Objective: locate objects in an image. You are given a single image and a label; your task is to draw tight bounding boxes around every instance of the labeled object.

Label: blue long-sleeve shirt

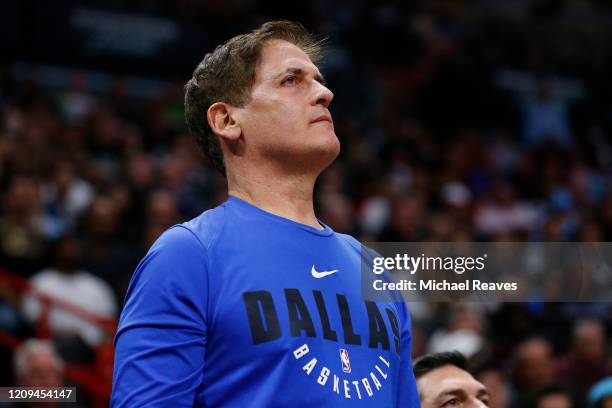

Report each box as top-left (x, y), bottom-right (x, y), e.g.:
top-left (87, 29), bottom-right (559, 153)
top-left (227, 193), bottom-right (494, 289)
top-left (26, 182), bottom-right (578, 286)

top-left (112, 196), bottom-right (420, 407)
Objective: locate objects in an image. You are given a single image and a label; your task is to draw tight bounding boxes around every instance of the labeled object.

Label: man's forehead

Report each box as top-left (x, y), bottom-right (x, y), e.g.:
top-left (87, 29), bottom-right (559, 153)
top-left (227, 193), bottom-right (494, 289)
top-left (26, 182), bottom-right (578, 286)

top-left (257, 40), bottom-right (320, 78)
top-left (418, 365), bottom-right (487, 397)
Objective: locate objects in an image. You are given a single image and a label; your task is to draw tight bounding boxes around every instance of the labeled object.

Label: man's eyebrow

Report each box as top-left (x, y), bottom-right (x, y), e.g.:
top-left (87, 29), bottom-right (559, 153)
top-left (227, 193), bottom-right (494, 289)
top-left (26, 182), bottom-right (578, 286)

top-left (436, 389), bottom-right (466, 399)
top-left (476, 388), bottom-right (490, 398)
top-left (275, 67), bottom-right (327, 85)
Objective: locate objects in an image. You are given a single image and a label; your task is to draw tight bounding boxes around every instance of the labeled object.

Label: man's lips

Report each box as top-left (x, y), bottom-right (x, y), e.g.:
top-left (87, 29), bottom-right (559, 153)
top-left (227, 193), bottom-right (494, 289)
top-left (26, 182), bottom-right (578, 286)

top-left (311, 114), bottom-right (333, 124)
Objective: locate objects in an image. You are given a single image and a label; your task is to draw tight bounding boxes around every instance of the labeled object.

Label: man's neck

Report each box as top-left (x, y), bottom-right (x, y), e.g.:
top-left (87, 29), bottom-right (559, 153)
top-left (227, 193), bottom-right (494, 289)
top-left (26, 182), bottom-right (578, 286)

top-left (227, 165), bottom-right (323, 230)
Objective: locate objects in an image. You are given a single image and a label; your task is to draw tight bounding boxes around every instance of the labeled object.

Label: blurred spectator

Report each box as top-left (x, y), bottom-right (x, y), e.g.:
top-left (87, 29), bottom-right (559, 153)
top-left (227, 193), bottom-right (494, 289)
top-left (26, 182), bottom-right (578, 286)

top-left (512, 337), bottom-right (557, 397)
top-left (14, 339), bottom-right (63, 387)
top-left (521, 80), bottom-right (575, 149)
top-left (496, 72), bottom-right (583, 150)
top-left (557, 319), bottom-right (612, 399)
top-left (318, 192), bottom-right (356, 234)
top-left (121, 153), bottom-right (157, 244)
top-left (81, 196), bottom-right (135, 296)
top-left (11, 339), bottom-right (70, 408)
top-left (359, 195), bottom-right (392, 238)
top-left (474, 180), bottom-right (538, 237)
top-left (41, 159), bottom-right (94, 240)
top-left (143, 190), bottom-right (180, 247)
top-left (427, 305), bottom-right (485, 359)
top-left (0, 175), bottom-right (46, 276)
top-left (379, 194), bottom-right (427, 241)
top-left (59, 75), bottom-right (95, 126)
top-left (21, 235), bottom-right (117, 359)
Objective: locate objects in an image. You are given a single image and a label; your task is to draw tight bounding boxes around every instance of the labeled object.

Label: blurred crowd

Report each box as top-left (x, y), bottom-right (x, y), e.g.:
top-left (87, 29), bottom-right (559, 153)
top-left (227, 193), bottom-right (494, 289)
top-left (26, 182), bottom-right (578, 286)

top-left (1, 0), bottom-right (611, 406)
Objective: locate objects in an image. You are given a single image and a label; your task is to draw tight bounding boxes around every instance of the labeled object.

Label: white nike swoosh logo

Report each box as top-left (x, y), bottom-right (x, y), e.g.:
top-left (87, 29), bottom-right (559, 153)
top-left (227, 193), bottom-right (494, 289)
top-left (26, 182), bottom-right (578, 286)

top-left (311, 265), bottom-right (339, 279)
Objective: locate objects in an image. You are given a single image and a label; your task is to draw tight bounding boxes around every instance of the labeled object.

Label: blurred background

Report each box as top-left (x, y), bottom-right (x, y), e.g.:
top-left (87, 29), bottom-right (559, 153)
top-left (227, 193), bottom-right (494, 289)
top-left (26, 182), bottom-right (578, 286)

top-left (1, 0), bottom-right (612, 406)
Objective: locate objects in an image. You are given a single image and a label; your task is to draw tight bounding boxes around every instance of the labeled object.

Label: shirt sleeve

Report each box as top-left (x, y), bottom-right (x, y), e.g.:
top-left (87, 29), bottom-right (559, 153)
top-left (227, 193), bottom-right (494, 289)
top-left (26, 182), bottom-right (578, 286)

top-left (397, 303), bottom-right (421, 408)
top-left (112, 226), bottom-right (209, 408)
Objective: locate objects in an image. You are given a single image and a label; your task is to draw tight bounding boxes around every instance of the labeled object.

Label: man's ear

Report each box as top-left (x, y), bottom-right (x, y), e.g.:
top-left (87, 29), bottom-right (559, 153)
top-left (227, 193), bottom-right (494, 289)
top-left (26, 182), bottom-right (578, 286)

top-left (207, 102), bottom-right (241, 141)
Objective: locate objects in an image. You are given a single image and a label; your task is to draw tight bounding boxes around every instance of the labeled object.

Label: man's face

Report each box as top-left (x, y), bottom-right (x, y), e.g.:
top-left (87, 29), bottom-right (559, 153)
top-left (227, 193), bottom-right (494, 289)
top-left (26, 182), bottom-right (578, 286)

top-left (19, 353), bottom-right (63, 388)
top-left (418, 365), bottom-right (490, 408)
top-left (235, 39), bottom-right (340, 172)
top-left (516, 339), bottom-right (555, 388)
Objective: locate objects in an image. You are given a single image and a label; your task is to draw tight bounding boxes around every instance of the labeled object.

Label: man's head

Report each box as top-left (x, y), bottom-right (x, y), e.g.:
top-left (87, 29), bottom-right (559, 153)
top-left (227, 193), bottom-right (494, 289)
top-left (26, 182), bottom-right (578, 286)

top-left (184, 21), bottom-right (339, 176)
top-left (414, 351), bottom-right (490, 407)
top-left (513, 337), bottom-right (556, 390)
top-left (53, 234), bottom-right (82, 273)
top-left (14, 339), bottom-right (63, 387)
top-left (572, 318), bottom-right (606, 365)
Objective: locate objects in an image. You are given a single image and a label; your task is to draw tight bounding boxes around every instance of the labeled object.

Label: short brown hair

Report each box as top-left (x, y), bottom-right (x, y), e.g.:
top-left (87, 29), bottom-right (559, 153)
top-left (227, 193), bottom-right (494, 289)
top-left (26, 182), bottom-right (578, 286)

top-left (184, 20), bottom-right (324, 174)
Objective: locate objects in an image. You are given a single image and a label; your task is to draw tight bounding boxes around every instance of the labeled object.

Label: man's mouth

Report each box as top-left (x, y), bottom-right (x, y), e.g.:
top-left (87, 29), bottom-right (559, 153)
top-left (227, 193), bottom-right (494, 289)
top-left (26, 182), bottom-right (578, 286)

top-left (311, 114), bottom-right (333, 124)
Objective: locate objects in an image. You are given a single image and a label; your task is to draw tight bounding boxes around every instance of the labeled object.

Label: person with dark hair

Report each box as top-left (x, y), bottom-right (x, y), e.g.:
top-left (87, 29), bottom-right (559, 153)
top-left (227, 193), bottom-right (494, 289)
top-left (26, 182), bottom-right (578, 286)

top-left (414, 351), bottom-right (469, 379)
top-left (413, 351), bottom-right (490, 407)
top-left (22, 234), bottom-right (117, 358)
top-left (557, 319), bottom-right (611, 399)
top-left (112, 21), bottom-right (419, 407)
top-left (512, 337), bottom-right (556, 394)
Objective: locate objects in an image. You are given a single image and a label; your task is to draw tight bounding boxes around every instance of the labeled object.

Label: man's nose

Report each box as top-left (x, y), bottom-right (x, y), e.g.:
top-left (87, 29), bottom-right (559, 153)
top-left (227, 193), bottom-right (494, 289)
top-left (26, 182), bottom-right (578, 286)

top-left (312, 82), bottom-right (334, 108)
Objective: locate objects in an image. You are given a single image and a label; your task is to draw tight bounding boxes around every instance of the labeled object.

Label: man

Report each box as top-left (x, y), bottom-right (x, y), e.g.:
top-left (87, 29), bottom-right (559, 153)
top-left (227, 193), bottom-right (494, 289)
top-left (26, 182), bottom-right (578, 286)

top-left (22, 234), bottom-right (117, 355)
top-left (413, 351), bottom-right (490, 407)
top-left (14, 339), bottom-right (64, 388)
top-left (112, 21), bottom-right (419, 407)
top-left (512, 337), bottom-right (556, 395)
top-left (557, 319), bottom-right (611, 398)
top-left (12, 339), bottom-right (65, 408)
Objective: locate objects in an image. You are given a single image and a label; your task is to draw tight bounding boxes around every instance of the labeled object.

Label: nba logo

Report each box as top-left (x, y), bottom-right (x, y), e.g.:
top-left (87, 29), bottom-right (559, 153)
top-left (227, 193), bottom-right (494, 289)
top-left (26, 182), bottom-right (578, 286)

top-left (339, 349), bottom-right (351, 373)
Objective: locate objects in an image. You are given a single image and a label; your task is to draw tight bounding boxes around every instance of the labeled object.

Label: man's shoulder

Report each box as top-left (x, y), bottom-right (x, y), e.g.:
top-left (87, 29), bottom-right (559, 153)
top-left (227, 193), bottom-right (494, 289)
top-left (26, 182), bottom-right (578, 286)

top-left (333, 231), bottom-right (361, 251)
top-left (167, 201), bottom-right (229, 251)
top-left (332, 232), bottom-right (381, 259)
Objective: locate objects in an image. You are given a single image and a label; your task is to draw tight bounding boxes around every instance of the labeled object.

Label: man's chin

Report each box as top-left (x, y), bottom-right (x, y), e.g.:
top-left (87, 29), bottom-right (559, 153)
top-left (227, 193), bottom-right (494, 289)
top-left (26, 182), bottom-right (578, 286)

top-left (263, 134), bottom-right (340, 173)
top-left (307, 136), bottom-right (341, 170)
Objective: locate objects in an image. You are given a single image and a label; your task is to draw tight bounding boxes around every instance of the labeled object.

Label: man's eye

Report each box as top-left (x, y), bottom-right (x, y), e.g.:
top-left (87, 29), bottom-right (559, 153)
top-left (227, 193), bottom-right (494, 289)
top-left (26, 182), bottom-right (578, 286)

top-left (282, 76), bottom-right (297, 85)
top-left (442, 399), bottom-right (459, 407)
